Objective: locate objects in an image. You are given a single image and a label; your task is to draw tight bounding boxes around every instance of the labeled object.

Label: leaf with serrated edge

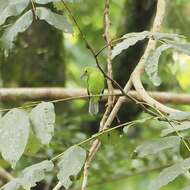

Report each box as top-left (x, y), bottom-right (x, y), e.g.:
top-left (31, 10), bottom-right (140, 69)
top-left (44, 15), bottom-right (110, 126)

top-left (0, 109), bottom-right (30, 168)
top-left (111, 31), bottom-right (150, 59)
top-left (165, 40), bottom-right (190, 56)
top-left (19, 160), bottom-right (54, 189)
top-left (145, 44), bottom-right (171, 86)
top-left (152, 32), bottom-right (182, 41)
top-left (0, 10), bottom-right (33, 56)
top-left (36, 7), bottom-right (72, 33)
top-left (57, 146), bottom-right (86, 189)
top-left (30, 102), bottom-right (55, 145)
top-left (0, 160), bottom-right (54, 190)
top-left (0, 179), bottom-right (20, 190)
top-left (0, 0), bottom-right (29, 26)
top-left (134, 136), bottom-right (180, 157)
top-left (149, 158), bottom-right (190, 190)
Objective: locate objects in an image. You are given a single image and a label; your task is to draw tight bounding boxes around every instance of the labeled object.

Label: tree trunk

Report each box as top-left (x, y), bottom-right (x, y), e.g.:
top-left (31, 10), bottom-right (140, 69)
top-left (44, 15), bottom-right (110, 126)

top-left (0, 20), bottom-right (65, 87)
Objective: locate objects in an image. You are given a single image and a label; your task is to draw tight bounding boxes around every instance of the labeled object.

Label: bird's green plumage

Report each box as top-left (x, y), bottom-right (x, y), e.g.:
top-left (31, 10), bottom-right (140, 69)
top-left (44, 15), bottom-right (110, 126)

top-left (81, 66), bottom-right (105, 115)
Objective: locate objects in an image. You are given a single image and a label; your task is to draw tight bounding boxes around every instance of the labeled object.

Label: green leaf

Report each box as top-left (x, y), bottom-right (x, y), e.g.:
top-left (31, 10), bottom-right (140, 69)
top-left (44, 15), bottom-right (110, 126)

top-left (0, 180), bottom-right (20, 190)
top-left (30, 102), bottom-right (55, 145)
top-left (24, 129), bottom-right (42, 156)
top-left (19, 160), bottom-right (54, 189)
top-left (161, 121), bottom-right (190, 136)
top-left (145, 44), bottom-right (171, 86)
top-left (111, 31), bottom-right (150, 59)
top-left (0, 109), bottom-right (30, 168)
top-left (149, 158), bottom-right (190, 190)
top-left (0, 160), bottom-right (54, 190)
top-left (0, 10), bottom-right (33, 56)
top-left (134, 136), bottom-right (180, 158)
top-left (152, 32), bottom-right (182, 41)
top-left (36, 7), bottom-right (72, 33)
top-left (168, 111), bottom-right (190, 121)
top-left (0, 0), bottom-right (29, 26)
top-left (57, 146), bottom-right (86, 189)
top-left (166, 40), bottom-right (190, 56)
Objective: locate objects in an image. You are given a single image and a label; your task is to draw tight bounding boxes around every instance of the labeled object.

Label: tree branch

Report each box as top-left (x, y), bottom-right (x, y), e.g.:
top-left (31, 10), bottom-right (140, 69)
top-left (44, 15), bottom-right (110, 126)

top-left (131, 0), bottom-right (179, 114)
top-left (1, 88), bottom-right (190, 105)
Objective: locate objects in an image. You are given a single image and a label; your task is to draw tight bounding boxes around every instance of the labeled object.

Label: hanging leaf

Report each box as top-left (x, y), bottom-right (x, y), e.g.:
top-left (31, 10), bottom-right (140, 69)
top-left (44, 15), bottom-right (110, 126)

top-left (145, 44), bottom-right (171, 86)
top-left (0, 160), bottom-right (54, 190)
top-left (0, 180), bottom-right (20, 190)
top-left (161, 121), bottom-right (190, 137)
top-left (36, 7), bottom-right (72, 33)
top-left (0, 0), bottom-right (30, 26)
top-left (30, 102), bottom-right (55, 145)
top-left (19, 160), bottom-right (54, 189)
top-left (165, 40), bottom-right (190, 56)
top-left (111, 31), bottom-right (150, 59)
top-left (57, 146), bottom-right (86, 189)
top-left (152, 32), bottom-right (182, 41)
top-left (0, 10), bottom-right (33, 56)
top-left (149, 158), bottom-right (190, 190)
top-left (134, 136), bottom-right (180, 158)
top-left (0, 109), bottom-right (30, 168)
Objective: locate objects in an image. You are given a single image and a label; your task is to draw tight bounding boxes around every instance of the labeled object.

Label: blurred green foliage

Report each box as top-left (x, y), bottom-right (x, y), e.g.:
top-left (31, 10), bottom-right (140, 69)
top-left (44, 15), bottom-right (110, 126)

top-left (1, 0), bottom-right (190, 190)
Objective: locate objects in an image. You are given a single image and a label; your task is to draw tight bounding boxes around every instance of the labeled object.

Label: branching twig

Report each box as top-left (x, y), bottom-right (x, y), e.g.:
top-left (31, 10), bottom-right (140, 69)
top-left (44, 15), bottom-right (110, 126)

top-left (103, 0), bottom-right (167, 129)
top-left (52, 1), bottom-right (188, 189)
top-left (60, 1), bottom-right (131, 101)
top-left (101, 0), bottom-right (115, 128)
top-left (131, 0), bottom-right (179, 114)
top-left (80, 1), bottom-right (168, 189)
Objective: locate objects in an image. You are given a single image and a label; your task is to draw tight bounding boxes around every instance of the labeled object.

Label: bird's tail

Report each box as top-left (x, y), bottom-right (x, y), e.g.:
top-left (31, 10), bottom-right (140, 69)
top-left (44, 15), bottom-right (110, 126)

top-left (89, 99), bottom-right (99, 115)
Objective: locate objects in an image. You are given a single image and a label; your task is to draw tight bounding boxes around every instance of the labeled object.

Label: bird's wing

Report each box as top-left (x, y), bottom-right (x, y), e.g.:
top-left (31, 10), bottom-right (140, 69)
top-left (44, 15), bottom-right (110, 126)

top-left (100, 80), bottom-right (106, 100)
top-left (86, 78), bottom-right (90, 100)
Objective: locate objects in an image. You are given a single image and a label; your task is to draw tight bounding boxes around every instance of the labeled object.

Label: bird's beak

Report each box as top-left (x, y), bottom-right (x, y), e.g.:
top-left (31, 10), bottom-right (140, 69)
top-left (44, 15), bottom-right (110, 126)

top-left (80, 72), bottom-right (86, 79)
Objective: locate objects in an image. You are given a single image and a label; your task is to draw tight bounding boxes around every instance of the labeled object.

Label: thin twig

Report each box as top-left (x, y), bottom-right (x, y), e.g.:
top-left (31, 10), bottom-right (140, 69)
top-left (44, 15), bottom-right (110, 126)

top-left (101, 0), bottom-right (115, 128)
top-left (59, 1), bottom-right (131, 101)
top-left (30, 0), bottom-right (37, 19)
top-left (52, 182), bottom-right (62, 190)
top-left (0, 167), bottom-right (14, 182)
top-left (79, 1), bottom-right (168, 189)
top-left (51, 117), bottom-right (153, 161)
top-left (72, 162), bottom-right (173, 190)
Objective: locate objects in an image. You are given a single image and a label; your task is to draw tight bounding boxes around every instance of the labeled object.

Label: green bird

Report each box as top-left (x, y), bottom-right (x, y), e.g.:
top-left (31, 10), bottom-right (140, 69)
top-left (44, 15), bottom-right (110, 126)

top-left (81, 66), bottom-right (105, 115)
